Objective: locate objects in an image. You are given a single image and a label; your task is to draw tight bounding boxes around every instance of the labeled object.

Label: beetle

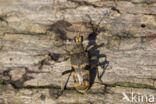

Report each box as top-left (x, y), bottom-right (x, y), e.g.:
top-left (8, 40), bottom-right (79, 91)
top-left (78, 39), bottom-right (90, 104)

top-left (67, 34), bottom-right (90, 92)
top-left (56, 33), bottom-right (105, 98)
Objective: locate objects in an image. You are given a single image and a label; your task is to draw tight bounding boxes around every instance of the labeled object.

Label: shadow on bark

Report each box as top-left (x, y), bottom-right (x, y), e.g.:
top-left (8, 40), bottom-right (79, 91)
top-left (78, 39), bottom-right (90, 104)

top-left (85, 14), bottom-right (109, 92)
top-left (0, 67), bottom-right (49, 89)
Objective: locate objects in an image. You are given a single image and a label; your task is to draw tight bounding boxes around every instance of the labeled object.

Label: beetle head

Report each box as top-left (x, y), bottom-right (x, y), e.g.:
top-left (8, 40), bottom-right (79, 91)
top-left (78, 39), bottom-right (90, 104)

top-left (74, 35), bottom-right (83, 44)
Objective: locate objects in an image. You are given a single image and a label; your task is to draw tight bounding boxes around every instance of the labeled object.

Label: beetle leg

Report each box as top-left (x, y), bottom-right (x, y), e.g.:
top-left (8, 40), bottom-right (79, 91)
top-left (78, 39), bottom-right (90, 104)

top-left (63, 49), bottom-right (71, 60)
top-left (63, 54), bottom-right (69, 61)
top-left (56, 70), bottom-right (73, 98)
top-left (64, 49), bottom-right (71, 55)
top-left (61, 70), bottom-right (73, 91)
top-left (62, 70), bottom-right (73, 75)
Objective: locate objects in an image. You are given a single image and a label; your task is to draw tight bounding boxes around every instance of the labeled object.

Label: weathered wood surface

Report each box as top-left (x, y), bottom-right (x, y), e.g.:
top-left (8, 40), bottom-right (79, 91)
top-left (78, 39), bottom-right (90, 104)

top-left (0, 0), bottom-right (156, 104)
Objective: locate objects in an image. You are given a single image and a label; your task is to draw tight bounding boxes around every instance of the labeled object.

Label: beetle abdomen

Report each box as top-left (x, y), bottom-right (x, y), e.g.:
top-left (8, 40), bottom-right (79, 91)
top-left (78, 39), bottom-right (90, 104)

top-left (72, 70), bottom-right (90, 92)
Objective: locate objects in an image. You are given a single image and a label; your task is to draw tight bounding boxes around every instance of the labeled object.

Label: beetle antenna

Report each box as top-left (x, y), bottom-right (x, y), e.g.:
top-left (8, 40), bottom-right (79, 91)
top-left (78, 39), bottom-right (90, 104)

top-left (73, 23), bottom-right (78, 37)
top-left (79, 21), bottom-right (83, 37)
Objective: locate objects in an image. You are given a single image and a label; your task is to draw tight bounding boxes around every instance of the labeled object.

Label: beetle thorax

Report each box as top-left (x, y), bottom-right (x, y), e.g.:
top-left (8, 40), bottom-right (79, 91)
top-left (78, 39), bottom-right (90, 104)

top-left (73, 44), bottom-right (85, 53)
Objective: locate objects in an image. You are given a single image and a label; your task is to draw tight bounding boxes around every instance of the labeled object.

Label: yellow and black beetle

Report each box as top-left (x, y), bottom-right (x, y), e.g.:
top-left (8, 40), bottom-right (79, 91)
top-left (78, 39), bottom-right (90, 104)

top-left (56, 33), bottom-right (105, 98)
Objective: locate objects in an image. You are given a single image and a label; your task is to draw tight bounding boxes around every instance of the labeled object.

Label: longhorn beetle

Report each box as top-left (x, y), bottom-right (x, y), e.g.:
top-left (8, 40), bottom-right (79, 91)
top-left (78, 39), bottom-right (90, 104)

top-left (56, 27), bottom-right (105, 98)
top-left (55, 14), bottom-right (109, 98)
